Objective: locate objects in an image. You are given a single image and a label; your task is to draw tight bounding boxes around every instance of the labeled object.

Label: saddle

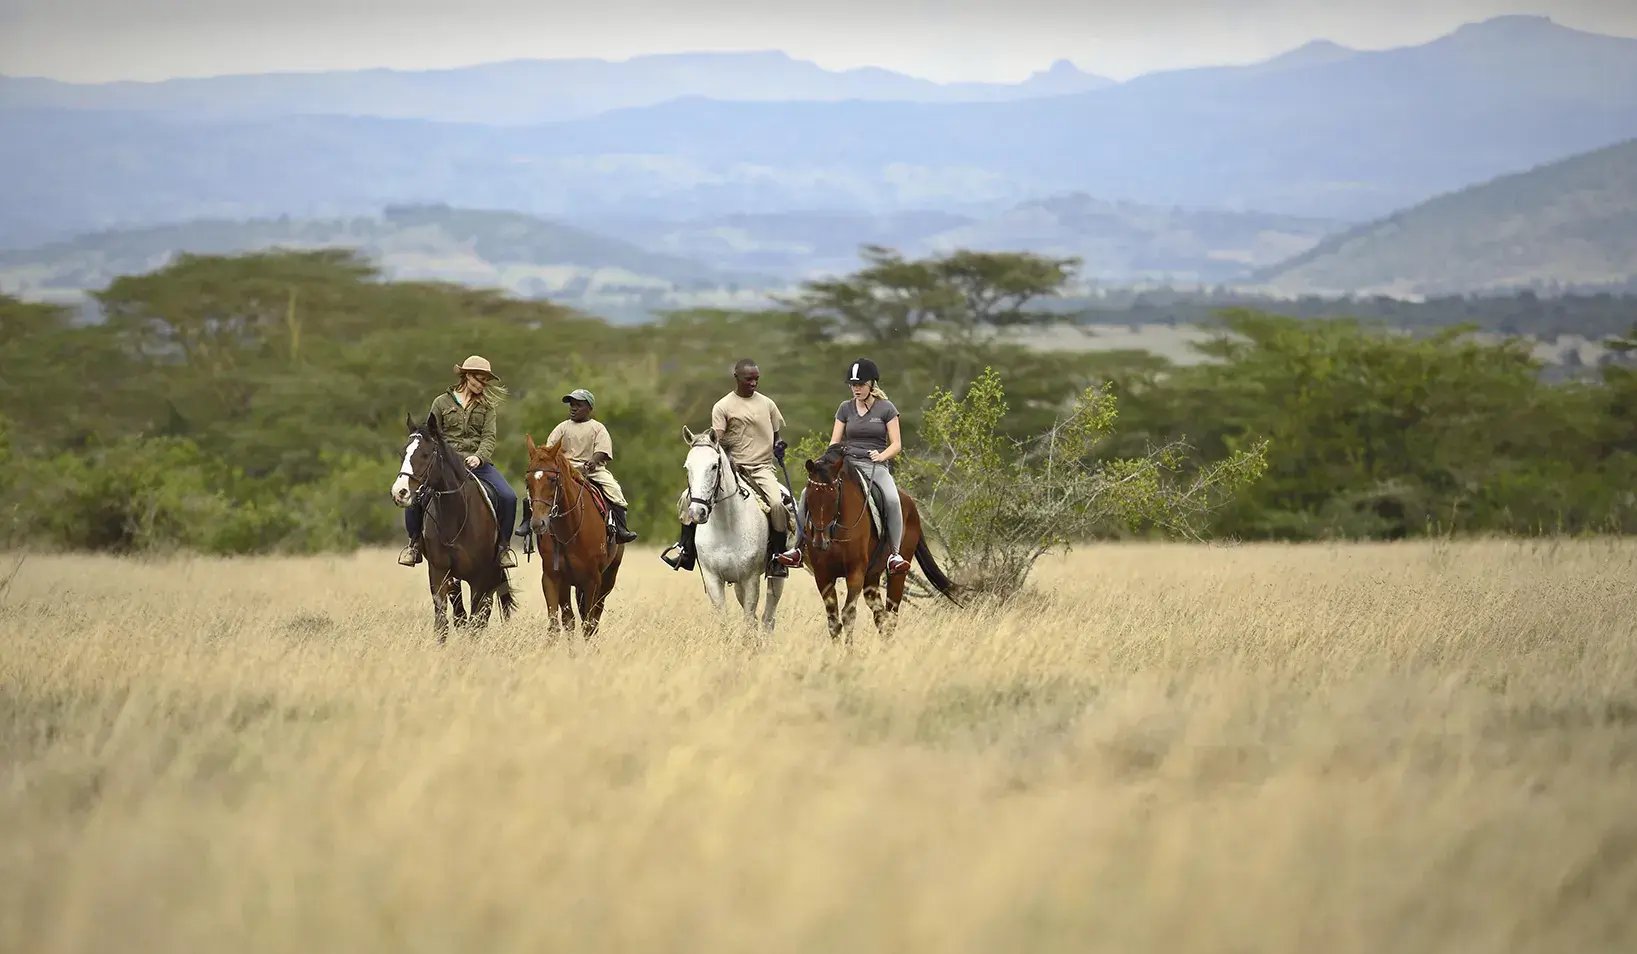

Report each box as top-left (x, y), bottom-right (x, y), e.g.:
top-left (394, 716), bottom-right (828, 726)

top-left (574, 472), bottom-right (612, 521)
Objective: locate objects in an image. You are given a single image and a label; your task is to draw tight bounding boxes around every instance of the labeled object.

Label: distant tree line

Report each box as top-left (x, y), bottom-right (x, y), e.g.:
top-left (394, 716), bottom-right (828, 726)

top-left (3, 247), bottom-right (1636, 556)
top-left (1066, 286), bottom-right (1637, 342)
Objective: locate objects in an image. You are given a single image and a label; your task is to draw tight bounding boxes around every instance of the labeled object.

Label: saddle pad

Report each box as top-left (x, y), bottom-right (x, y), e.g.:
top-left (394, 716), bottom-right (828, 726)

top-left (849, 463), bottom-right (886, 538)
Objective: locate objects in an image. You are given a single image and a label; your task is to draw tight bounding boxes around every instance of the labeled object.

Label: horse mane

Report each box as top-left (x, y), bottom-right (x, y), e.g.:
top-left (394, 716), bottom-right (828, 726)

top-left (812, 443), bottom-right (848, 479)
top-left (414, 421), bottom-right (468, 477)
top-left (530, 441), bottom-right (593, 491)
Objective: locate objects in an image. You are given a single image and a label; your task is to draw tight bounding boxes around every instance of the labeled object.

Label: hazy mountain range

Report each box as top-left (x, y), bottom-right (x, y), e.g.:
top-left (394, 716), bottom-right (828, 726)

top-left (1249, 137), bottom-right (1637, 297)
top-left (0, 53), bottom-right (1113, 125)
top-left (1, 13), bottom-right (1634, 303)
top-left (0, 197), bottom-right (1341, 316)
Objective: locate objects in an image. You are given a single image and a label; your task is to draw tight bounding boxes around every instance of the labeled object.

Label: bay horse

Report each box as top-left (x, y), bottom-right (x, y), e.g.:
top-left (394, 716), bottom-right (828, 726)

top-left (797, 444), bottom-right (957, 641)
top-left (680, 427), bottom-right (785, 631)
top-left (523, 435), bottom-right (624, 638)
top-left (391, 412), bottom-right (517, 642)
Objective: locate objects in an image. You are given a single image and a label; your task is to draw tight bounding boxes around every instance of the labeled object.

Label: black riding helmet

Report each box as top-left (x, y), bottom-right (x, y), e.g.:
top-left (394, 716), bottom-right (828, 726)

top-left (845, 358), bottom-right (881, 384)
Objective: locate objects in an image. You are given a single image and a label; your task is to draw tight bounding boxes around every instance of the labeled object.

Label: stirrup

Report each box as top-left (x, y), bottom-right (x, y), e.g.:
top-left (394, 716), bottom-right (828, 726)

top-left (497, 547), bottom-right (518, 569)
top-left (774, 548), bottom-right (803, 568)
top-left (661, 545), bottom-right (694, 571)
top-left (887, 553), bottom-right (911, 574)
top-left (398, 545), bottom-right (422, 567)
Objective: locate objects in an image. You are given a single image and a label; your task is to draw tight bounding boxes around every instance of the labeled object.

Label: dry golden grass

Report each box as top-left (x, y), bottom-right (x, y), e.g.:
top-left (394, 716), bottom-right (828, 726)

top-left (3, 540), bottom-right (1636, 953)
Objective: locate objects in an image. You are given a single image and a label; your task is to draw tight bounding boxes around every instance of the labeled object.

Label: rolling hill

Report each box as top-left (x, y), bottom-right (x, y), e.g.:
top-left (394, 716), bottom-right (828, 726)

top-left (1248, 138), bottom-right (1637, 296)
top-left (0, 205), bottom-right (772, 321)
top-left (592, 197), bottom-right (1339, 282)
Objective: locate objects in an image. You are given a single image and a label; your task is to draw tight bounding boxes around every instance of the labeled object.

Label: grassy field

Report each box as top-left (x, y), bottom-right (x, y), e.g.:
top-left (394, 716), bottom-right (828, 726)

top-left (3, 540), bottom-right (1635, 953)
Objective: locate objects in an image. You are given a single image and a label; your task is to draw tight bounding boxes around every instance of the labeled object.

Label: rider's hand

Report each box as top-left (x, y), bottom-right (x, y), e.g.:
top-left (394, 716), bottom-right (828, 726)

top-left (867, 450), bottom-right (885, 462)
top-left (773, 440), bottom-right (788, 462)
top-left (464, 455), bottom-right (481, 469)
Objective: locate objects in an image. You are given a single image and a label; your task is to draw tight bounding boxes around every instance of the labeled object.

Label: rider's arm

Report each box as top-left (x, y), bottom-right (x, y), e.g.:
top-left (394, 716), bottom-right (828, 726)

top-left (829, 420), bottom-right (845, 445)
top-left (587, 451), bottom-right (612, 472)
top-left (875, 417), bottom-right (903, 463)
top-left (474, 400), bottom-right (498, 464)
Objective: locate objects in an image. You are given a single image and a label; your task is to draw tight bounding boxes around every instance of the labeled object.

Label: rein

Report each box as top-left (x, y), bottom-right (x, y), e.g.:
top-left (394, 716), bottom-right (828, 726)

top-left (528, 460), bottom-right (591, 574)
top-left (403, 434), bottom-right (474, 547)
top-left (807, 460), bottom-right (871, 546)
top-left (689, 444), bottom-right (750, 519)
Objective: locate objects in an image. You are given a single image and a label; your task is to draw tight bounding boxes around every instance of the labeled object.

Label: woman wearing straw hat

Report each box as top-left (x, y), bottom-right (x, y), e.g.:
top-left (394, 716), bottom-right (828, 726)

top-left (399, 355), bottom-right (520, 569)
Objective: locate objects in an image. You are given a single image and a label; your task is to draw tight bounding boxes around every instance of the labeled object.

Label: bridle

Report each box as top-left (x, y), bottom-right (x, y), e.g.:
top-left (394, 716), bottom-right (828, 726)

top-left (804, 460), bottom-right (869, 549)
top-left (687, 443), bottom-right (749, 521)
top-left (401, 432), bottom-right (471, 545)
top-left (526, 456), bottom-right (589, 570)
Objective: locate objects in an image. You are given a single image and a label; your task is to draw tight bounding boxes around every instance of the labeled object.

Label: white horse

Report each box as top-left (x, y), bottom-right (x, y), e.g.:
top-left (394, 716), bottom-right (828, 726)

top-left (680, 426), bottom-right (785, 630)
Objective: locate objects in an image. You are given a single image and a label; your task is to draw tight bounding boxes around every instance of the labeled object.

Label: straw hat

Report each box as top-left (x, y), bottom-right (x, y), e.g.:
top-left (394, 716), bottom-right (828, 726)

top-left (453, 355), bottom-right (495, 379)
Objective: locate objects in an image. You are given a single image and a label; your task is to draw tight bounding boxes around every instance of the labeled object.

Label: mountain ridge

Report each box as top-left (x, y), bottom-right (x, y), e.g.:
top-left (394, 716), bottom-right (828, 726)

top-left (1246, 137), bottom-right (1637, 296)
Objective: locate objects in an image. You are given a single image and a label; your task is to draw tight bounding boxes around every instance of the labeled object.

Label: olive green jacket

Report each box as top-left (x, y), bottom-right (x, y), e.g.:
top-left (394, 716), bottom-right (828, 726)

top-left (430, 389), bottom-right (498, 464)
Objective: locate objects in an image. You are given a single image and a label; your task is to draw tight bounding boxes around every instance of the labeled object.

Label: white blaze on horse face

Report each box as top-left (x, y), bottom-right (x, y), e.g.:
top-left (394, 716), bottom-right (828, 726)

top-left (391, 436), bottom-right (420, 506)
top-left (684, 444), bottom-right (718, 524)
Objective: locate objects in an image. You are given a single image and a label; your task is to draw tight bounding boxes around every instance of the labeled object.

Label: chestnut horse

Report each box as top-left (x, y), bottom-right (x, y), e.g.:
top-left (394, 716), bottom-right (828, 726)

top-left (797, 444), bottom-right (957, 641)
top-left (391, 413), bottom-right (517, 642)
top-left (522, 435), bottom-right (624, 638)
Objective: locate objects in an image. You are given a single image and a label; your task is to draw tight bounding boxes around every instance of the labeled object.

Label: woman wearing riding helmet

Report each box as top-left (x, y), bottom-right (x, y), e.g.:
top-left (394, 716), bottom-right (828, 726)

top-left (776, 358), bottom-right (912, 574)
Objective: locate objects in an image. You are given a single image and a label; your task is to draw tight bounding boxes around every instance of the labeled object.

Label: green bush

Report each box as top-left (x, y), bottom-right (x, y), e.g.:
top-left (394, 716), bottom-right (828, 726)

top-left (906, 368), bottom-right (1267, 598)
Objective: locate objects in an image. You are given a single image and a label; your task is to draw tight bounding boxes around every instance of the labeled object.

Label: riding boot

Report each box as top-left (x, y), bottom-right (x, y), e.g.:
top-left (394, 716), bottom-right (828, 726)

top-left (514, 508), bottom-right (532, 538)
top-left (661, 523), bottom-right (697, 571)
top-left (765, 529), bottom-right (789, 578)
top-left (611, 506), bottom-right (639, 544)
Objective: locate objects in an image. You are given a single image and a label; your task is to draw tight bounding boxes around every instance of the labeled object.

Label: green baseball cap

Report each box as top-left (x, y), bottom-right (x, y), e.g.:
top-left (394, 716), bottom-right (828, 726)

top-left (561, 388), bottom-right (595, 407)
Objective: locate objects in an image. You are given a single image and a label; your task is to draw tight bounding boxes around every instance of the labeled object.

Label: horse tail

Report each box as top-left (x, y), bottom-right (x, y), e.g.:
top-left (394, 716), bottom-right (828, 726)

top-left (914, 538), bottom-right (962, 607)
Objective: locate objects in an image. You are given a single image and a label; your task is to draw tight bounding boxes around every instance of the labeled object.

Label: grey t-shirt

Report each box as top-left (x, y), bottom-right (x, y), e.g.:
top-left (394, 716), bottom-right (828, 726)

top-left (836, 399), bottom-right (899, 461)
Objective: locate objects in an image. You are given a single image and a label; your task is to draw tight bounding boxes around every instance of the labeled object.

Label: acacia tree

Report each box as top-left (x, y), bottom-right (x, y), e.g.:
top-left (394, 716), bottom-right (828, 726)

top-left (780, 246), bottom-right (1081, 394)
top-left (904, 367), bottom-right (1268, 599)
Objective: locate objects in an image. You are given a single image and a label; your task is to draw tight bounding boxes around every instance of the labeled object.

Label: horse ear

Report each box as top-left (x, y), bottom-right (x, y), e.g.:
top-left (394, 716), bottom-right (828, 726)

top-left (405, 413), bottom-right (416, 433)
top-left (681, 425), bottom-right (695, 444)
top-left (805, 459), bottom-right (817, 474)
top-left (425, 411), bottom-right (439, 434)
top-left (525, 433), bottom-right (536, 455)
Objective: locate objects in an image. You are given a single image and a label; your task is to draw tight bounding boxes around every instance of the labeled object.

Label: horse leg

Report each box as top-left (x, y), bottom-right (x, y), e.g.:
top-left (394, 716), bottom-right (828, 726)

top-left (761, 576), bottom-right (784, 633)
top-left (428, 565), bottom-right (451, 644)
top-left (585, 557), bottom-right (620, 639)
top-left (863, 576), bottom-right (890, 636)
top-left (817, 572), bottom-right (843, 641)
top-left (701, 568), bottom-right (729, 615)
top-left (471, 584), bottom-right (495, 631)
top-left (575, 579), bottom-right (602, 640)
top-left (738, 573), bottom-right (761, 628)
top-left (541, 568), bottom-right (569, 639)
top-left (449, 580), bottom-right (469, 631)
top-left (841, 568), bottom-right (868, 643)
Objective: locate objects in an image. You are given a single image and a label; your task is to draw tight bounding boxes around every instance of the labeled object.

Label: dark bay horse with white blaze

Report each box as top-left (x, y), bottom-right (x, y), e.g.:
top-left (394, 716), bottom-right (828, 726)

top-left (391, 413), bottom-right (517, 641)
top-left (523, 435), bottom-right (624, 638)
top-left (797, 444), bottom-right (958, 640)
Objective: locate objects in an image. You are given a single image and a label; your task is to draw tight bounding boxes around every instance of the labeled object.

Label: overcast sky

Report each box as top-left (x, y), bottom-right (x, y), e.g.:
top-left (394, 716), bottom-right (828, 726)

top-left (2, 1), bottom-right (1634, 83)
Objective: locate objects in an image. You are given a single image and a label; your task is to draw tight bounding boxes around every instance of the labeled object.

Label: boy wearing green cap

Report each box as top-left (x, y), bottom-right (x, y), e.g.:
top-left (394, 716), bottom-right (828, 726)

top-left (524, 388), bottom-right (639, 544)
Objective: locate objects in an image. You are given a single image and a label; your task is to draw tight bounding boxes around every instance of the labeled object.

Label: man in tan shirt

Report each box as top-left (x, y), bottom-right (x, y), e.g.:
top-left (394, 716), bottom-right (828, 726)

top-left (524, 388), bottom-right (638, 544)
top-left (662, 359), bottom-right (793, 576)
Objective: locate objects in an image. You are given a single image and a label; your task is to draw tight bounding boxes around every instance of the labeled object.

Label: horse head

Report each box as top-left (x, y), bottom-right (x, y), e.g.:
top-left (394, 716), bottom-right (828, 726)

top-left (391, 413), bottom-right (445, 508)
top-left (681, 425), bottom-right (730, 525)
top-left (802, 445), bottom-right (850, 550)
top-left (523, 434), bottom-right (575, 535)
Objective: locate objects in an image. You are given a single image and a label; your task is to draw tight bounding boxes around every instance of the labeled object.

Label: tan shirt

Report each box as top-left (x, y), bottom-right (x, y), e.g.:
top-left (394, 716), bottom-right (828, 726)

top-left (547, 419), bottom-right (614, 465)
top-left (711, 391), bottom-right (785, 467)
